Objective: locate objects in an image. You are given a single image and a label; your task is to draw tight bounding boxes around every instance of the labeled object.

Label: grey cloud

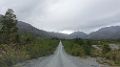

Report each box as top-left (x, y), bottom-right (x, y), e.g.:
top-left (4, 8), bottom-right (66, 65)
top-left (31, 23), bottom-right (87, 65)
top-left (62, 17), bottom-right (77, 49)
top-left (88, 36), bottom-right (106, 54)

top-left (0, 0), bottom-right (120, 34)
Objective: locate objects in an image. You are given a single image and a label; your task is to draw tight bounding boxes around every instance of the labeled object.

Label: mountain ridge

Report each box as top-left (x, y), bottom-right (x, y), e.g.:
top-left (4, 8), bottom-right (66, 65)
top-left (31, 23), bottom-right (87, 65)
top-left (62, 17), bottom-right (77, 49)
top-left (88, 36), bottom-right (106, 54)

top-left (17, 21), bottom-right (120, 39)
top-left (88, 26), bottom-right (120, 39)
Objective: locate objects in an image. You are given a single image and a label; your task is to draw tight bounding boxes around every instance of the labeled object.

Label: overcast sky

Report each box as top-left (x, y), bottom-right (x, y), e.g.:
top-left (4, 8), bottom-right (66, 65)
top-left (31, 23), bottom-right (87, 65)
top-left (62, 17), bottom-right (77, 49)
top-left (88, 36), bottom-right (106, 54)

top-left (0, 0), bottom-right (120, 34)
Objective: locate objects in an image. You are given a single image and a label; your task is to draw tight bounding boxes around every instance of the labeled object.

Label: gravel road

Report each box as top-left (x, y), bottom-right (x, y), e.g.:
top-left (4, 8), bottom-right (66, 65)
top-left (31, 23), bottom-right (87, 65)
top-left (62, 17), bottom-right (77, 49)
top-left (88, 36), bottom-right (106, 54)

top-left (14, 41), bottom-right (108, 67)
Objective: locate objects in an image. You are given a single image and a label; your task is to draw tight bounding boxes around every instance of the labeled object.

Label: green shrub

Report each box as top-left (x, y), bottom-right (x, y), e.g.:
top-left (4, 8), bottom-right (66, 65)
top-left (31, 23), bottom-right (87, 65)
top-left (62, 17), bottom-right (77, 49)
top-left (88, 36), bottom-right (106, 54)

top-left (71, 44), bottom-right (85, 57)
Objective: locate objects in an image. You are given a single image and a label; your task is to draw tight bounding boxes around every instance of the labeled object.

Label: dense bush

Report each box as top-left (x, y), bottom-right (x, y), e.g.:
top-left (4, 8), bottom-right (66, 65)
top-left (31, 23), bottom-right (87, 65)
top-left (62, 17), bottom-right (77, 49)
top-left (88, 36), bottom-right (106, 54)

top-left (63, 39), bottom-right (92, 56)
top-left (63, 40), bottom-right (86, 57)
top-left (25, 39), bottom-right (59, 58)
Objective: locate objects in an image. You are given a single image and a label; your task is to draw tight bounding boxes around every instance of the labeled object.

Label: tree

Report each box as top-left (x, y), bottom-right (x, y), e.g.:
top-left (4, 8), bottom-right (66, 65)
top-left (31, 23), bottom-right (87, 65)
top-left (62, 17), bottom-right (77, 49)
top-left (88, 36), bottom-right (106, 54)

top-left (0, 9), bottom-right (18, 44)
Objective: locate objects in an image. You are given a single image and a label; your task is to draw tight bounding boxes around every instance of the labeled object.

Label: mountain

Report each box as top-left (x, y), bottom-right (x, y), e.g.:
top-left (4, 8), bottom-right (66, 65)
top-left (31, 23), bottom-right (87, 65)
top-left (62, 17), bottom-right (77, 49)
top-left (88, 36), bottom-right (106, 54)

top-left (69, 32), bottom-right (87, 39)
top-left (17, 21), bottom-right (51, 38)
top-left (17, 21), bottom-right (68, 39)
top-left (88, 26), bottom-right (120, 39)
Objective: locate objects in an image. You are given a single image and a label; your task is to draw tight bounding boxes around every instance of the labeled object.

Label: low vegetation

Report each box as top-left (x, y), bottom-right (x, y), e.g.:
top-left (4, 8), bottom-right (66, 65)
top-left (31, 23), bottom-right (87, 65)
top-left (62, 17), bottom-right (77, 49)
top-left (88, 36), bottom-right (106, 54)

top-left (0, 38), bottom-right (58, 67)
top-left (63, 39), bottom-right (120, 66)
